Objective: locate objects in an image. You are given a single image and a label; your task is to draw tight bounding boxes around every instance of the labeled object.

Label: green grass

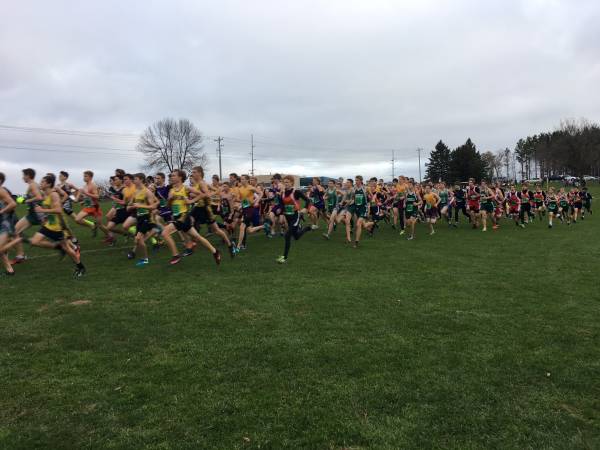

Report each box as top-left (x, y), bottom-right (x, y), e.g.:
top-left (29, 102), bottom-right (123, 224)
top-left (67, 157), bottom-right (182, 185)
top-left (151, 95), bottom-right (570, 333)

top-left (1, 188), bottom-right (599, 449)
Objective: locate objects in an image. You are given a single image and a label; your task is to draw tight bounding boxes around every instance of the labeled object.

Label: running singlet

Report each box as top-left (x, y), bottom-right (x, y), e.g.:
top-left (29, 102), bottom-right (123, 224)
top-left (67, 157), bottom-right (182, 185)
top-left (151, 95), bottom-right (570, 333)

top-left (111, 187), bottom-right (125, 210)
top-left (534, 192), bottom-right (544, 205)
top-left (439, 190), bottom-right (448, 205)
top-left (311, 186), bottom-right (324, 206)
top-left (238, 186), bottom-right (254, 209)
top-left (123, 184), bottom-right (136, 205)
top-left (405, 193), bottom-right (417, 212)
top-left (326, 188), bottom-right (337, 209)
top-left (354, 187), bottom-right (367, 206)
top-left (193, 183), bottom-right (207, 207)
top-left (155, 185), bottom-right (170, 211)
top-left (134, 188), bottom-right (150, 216)
top-left (467, 186), bottom-right (480, 202)
top-left (42, 194), bottom-right (62, 231)
top-left (170, 185), bottom-right (188, 217)
top-left (424, 193), bottom-right (436, 209)
top-left (282, 189), bottom-right (300, 215)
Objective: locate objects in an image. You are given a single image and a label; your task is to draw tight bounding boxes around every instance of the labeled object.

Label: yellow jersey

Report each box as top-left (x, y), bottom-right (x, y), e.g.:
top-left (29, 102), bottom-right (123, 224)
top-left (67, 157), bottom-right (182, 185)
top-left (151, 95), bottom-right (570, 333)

top-left (170, 185), bottom-right (188, 217)
top-left (134, 187), bottom-right (150, 216)
top-left (42, 194), bottom-right (63, 231)
top-left (123, 184), bottom-right (136, 204)
top-left (238, 186), bottom-right (254, 208)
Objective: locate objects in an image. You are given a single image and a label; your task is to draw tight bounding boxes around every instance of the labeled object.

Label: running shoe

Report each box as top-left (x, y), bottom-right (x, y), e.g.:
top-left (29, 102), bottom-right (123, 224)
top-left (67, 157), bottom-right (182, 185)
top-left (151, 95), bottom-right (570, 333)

top-left (73, 265), bottom-right (86, 278)
top-left (276, 255), bottom-right (286, 264)
top-left (127, 251), bottom-right (135, 260)
top-left (10, 255), bottom-right (27, 265)
top-left (322, 233), bottom-right (330, 240)
top-left (182, 248), bottom-right (194, 257)
top-left (135, 258), bottom-right (149, 267)
top-left (169, 255), bottom-right (182, 265)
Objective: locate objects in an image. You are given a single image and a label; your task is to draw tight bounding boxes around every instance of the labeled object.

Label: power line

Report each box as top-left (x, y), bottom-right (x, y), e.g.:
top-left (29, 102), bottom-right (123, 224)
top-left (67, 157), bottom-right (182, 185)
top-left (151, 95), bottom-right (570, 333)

top-left (0, 144), bottom-right (142, 159)
top-left (0, 123), bottom-right (139, 139)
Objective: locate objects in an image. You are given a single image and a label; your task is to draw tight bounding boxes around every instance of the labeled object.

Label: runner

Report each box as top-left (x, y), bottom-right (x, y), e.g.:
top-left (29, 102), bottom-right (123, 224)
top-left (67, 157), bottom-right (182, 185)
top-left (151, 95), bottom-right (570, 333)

top-left (276, 175), bottom-right (312, 264)
top-left (189, 166), bottom-right (236, 257)
top-left (160, 169), bottom-right (221, 266)
top-left (546, 187), bottom-right (559, 228)
top-left (29, 174), bottom-right (85, 277)
top-left (466, 178), bottom-right (481, 229)
top-left (128, 173), bottom-right (159, 267)
top-left (74, 170), bottom-right (103, 236)
top-left (10, 168), bottom-right (44, 265)
top-left (404, 183), bottom-right (422, 240)
top-left (423, 185), bottom-right (440, 235)
top-left (0, 173), bottom-right (17, 275)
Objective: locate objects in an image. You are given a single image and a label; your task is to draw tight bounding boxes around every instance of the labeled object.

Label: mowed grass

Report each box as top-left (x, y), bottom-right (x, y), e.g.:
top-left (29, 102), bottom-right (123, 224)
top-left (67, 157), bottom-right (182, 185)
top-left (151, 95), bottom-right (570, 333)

top-left (1, 187), bottom-right (599, 449)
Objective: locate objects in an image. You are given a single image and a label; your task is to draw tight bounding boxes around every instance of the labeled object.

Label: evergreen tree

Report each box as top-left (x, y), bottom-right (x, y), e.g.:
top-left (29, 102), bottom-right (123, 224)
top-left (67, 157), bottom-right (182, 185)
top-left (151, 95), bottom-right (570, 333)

top-left (425, 140), bottom-right (451, 182)
top-left (449, 138), bottom-right (486, 182)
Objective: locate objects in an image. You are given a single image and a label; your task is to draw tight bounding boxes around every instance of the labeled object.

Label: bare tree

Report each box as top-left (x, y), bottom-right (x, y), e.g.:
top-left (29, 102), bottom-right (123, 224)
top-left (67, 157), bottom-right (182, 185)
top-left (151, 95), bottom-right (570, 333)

top-left (137, 118), bottom-right (207, 172)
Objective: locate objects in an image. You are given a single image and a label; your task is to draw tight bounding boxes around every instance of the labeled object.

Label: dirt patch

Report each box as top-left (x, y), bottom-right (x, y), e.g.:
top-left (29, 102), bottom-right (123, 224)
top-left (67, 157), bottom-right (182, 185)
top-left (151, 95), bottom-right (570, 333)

top-left (70, 300), bottom-right (91, 306)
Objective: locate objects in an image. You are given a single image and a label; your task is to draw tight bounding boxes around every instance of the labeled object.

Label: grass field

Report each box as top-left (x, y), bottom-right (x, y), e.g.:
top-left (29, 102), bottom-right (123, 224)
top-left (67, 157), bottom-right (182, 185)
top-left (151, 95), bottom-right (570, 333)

top-left (1, 186), bottom-right (599, 449)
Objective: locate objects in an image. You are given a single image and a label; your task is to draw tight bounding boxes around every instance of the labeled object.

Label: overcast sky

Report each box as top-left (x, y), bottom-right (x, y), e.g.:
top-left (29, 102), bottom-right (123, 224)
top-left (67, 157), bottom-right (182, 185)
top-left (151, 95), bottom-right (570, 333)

top-left (1, 0), bottom-right (599, 192)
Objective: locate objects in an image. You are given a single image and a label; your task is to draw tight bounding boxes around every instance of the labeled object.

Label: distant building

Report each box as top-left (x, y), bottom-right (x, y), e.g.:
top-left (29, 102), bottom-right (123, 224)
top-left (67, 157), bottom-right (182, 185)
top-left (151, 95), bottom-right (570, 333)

top-left (255, 174), bottom-right (300, 188)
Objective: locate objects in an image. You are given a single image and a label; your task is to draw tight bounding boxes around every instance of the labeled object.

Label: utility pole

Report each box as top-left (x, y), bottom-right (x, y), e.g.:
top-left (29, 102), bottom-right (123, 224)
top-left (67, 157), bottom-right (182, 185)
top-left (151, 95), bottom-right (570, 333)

top-left (250, 134), bottom-right (255, 176)
top-left (417, 148), bottom-right (422, 183)
top-left (214, 136), bottom-right (223, 180)
top-left (391, 150), bottom-right (395, 179)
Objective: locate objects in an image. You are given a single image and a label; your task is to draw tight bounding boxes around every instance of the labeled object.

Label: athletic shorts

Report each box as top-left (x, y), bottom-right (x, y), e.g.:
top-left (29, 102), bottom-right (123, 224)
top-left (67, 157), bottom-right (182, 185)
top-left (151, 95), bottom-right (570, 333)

top-left (393, 201), bottom-right (404, 209)
top-left (311, 202), bottom-right (325, 211)
top-left (191, 205), bottom-right (215, 226)
top-left (241, 207), bottom-right (255, 226)
top-left (509, 206), bottom-right (519, 214)
top-left (172, 214), bottom-right (193, 233)
top-left (326, 204), bottom-right (337, 214)
top-left (26, 210), bottom-right (44, 226)
top-left (62, 206), bottom-right (74, 216)
top-left (159, 208), bottom-right (172, 222)
top-left (573, 202), bottom-right (583, 210)
top-left (355, 204), bottom-right (368, 219)
top-left (83, 206), bottom-right (102, 218)
top-left (483, 202), bottom-right (494, 213)
top-left (468, 201), bottom-right (480, 213)
top-left (39, 226), bottom-right (64, 241)
top-left (271, 204), bottom-right (283, 216)
top-left (136, 214), bottom-right (155, 234)
top-left (426, 207), bottom-right (438, 218)
top-left (112, 208), bottom-right (129, 225)
top-left (548, 204), bottom-right (558, 213)
top-left (0, 214), bottom-right (17, 235)
top-left (405, 208), bottom-right (418, 218)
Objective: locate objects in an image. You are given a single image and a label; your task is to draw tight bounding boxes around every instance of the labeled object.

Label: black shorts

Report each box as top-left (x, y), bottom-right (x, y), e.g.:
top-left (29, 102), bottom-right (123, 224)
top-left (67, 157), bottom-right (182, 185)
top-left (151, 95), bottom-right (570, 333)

top-left (112, 208), bottom-right (129, 225)
top-left (242, 207), bottom-right (255, 226)
top-left (172, 214), bottom-right (193, 233)
top-left (191, 206), bottom-right (215, 225)
top-left (573, 202), bottom-right (583, 210)
top-left (136, 215), bottom-right (155, 234)
top-left (39, 226), bottom-right (64, 241)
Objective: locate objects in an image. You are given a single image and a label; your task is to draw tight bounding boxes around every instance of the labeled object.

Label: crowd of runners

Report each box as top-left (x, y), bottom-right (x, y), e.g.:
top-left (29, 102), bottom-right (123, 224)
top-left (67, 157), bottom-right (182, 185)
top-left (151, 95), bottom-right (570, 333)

top-left (0, 167), bottom-right (593, 277)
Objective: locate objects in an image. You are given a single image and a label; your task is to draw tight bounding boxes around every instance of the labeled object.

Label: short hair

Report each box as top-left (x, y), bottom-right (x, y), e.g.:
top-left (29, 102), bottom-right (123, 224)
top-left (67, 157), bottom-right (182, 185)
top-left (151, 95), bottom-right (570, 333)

top-left (22, 168), bottom-right (36, 179)
top-left (283, 175), bottom-right (295, 183)
top-left (272, 173), bottom-right (282, 180)
top-left (212, 174), bottom-right (220, 181)
top-left (172, 169), bottom-right (187, 182)
top-left (84, 170), bottom-right (94, 178)
top-left (355, 175), bottom-right (363, 181)
top-left (192, 166), bottom-right (204, 177)
top-left (123, 173), bottom-right (134, 180)
top-left (115, 169), bottom-right (125, 177)
top-left (241, 174), bottom-right (249, 180)
top-left (0, 172), bottom-right (5, 185)
top-left (133, 173), bottom-right (146, 182)
top-left (60, 171), bottom-right (69, 178)
top-left (42, 173), bottom-right (56, 187)
top-left (156, 172), bottom-right (165, 179)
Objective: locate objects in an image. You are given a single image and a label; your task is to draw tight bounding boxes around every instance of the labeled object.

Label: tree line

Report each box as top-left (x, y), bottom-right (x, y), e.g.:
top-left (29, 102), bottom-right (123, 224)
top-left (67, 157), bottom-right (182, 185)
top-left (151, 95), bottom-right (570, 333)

top-left (425, 118), bottom-right (600, 183)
